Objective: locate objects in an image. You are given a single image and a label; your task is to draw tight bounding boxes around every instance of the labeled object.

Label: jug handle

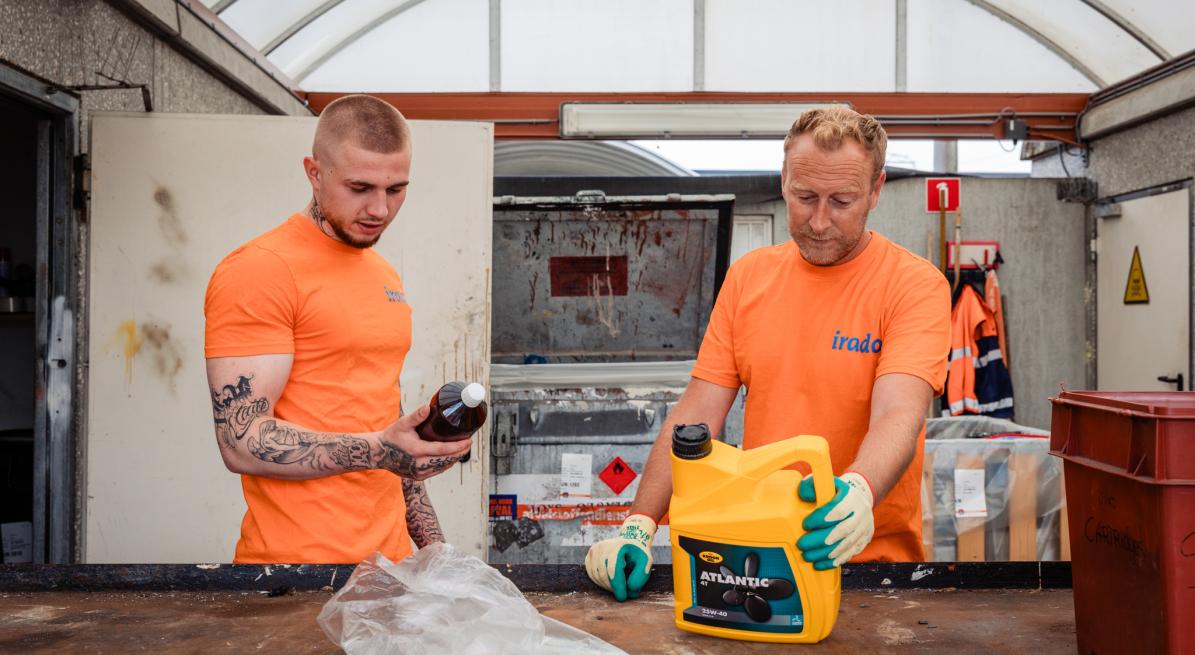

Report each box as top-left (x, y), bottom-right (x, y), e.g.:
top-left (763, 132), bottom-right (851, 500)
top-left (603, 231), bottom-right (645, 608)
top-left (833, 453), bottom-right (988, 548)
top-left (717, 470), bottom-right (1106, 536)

top-left (739, 435), bottom-right (836, 504)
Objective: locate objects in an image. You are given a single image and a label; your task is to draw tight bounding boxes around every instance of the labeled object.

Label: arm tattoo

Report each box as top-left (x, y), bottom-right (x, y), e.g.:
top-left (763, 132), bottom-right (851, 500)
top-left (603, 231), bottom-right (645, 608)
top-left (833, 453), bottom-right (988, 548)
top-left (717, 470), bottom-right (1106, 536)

top-left (377, 443), bottom-right (460, 479)
top-left (210, 375), bottom-right (270, 449)
top-left (248, 420), bottom-right (372, 472)
top-left (402, 478), bottom-right (445, 547)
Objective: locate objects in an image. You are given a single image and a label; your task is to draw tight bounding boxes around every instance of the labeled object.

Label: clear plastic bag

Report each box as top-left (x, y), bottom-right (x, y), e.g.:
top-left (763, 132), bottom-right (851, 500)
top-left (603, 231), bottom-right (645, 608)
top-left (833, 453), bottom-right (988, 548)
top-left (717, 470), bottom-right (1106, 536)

top-left (318, 543), bottom-right (626, 655)
top-left (922, 436), bottom-right (1066, 561)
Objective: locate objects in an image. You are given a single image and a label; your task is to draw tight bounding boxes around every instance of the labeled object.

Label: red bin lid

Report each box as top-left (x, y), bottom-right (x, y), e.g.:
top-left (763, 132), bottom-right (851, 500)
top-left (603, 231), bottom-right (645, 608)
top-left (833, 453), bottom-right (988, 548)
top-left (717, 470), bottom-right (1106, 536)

top-left (1052, 390), bottom-right (1195, 418)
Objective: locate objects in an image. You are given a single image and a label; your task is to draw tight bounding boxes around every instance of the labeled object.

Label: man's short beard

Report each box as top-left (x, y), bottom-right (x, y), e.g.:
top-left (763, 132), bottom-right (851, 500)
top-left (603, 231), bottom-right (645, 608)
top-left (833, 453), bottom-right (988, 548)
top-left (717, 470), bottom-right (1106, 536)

top-left (794, 230), bottom-right (859, 265)
top-left (791, 215), bottom-right (867, 266)
top-left (312, 196), bottom-right (380, 249)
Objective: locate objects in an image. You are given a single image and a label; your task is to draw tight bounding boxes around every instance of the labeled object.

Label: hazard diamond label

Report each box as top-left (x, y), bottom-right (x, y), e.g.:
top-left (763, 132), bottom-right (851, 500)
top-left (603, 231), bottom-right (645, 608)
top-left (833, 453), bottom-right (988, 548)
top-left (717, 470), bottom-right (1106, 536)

top-left (598, 457), bottom-right (637, 495)
top-left (1124, 245), bottom-right (1150, 304)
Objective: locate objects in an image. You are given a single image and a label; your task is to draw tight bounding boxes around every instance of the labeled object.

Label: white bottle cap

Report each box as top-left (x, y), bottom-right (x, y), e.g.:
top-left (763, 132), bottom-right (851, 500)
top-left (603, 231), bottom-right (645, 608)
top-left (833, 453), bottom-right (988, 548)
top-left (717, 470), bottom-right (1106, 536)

top-left (461, 382), bottom-right (486, 408)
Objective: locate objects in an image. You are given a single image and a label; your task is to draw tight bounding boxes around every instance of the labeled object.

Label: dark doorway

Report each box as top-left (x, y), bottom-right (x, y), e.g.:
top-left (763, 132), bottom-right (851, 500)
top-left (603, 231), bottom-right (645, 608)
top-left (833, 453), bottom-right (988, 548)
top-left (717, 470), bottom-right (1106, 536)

top-left (0, 93), bottom-right (41, 563)
top-left (0, 62), bottom-right (79, 563)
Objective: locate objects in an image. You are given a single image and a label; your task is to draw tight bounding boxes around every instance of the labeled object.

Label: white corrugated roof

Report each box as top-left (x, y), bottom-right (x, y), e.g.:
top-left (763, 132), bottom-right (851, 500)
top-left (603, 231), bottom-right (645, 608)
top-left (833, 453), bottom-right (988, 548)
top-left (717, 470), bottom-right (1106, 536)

top-left (203, 0), bottom-right (1194, 93)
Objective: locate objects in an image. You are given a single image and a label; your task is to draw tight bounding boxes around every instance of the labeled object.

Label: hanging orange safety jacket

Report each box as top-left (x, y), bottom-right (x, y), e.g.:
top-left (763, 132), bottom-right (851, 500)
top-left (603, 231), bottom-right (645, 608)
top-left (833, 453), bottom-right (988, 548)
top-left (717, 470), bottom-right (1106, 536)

top-left (944, 285), bottom-right (1014, 418)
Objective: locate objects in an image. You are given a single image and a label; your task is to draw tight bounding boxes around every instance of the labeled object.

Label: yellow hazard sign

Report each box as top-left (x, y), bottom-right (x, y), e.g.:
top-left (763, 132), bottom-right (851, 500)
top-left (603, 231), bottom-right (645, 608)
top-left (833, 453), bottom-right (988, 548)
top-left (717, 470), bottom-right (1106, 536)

top-left (1124, 246), bottom-right (1150, 304)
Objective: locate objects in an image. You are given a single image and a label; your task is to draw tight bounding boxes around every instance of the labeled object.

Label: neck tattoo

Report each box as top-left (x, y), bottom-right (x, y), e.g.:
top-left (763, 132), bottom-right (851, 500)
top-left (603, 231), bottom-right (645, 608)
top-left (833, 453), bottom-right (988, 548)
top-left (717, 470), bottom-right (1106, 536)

top-left (311, 198), bottom-right (327, 231)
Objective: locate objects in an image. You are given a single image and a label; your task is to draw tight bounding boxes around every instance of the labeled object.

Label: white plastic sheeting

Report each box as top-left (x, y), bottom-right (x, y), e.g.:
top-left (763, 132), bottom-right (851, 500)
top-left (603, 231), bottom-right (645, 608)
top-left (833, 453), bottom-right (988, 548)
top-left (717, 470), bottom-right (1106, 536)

top-left (204, 0), bottom-right (1195, 93)
top-left (906, 0), bottom-right (1096, 92)
top-left (704, 0), bottom-right (896, 92)
top-left (298, 0), bottom-right (490, 90)
top-left (502, 0), bottom-right (693, 92)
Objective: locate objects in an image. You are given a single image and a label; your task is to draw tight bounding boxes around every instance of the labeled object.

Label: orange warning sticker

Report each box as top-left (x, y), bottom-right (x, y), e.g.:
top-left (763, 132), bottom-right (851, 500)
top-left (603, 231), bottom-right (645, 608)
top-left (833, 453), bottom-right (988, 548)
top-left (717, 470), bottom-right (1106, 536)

top-left (1124, 246), bottom-right (1150, 305)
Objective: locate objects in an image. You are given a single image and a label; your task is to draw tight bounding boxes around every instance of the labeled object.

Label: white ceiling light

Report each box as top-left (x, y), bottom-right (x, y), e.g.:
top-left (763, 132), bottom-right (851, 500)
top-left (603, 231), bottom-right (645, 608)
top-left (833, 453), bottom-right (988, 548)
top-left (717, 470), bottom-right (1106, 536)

top-left (559, 102), bottom-right (847, 139)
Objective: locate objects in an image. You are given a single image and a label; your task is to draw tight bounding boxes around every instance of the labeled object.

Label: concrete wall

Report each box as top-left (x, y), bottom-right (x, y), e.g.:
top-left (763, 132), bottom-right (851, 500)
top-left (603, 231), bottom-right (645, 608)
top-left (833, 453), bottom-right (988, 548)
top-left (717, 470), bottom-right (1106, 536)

top-left (1029, 149), bottom-right (1088, 179)
top-left (865, 177), bottom-right (1088, 429)
top-left (0, 0), bottom-right (282, 151)
top-left (1086, 104), bottom-right (1195, 198)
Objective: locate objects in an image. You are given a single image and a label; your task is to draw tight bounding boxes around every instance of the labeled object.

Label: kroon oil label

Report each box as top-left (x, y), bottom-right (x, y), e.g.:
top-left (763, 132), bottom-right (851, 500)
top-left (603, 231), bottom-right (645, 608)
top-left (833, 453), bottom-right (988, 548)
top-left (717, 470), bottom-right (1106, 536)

top-left (698, 551), bottom-right (723, 564)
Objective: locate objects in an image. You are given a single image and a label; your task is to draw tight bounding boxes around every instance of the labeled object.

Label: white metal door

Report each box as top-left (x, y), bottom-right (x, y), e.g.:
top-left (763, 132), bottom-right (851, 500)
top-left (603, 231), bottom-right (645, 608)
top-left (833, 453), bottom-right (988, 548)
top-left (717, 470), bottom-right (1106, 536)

top-left (86, 113), bottom-right (492, 562)
top-left (1096, 187), bottom-right (1190, 390)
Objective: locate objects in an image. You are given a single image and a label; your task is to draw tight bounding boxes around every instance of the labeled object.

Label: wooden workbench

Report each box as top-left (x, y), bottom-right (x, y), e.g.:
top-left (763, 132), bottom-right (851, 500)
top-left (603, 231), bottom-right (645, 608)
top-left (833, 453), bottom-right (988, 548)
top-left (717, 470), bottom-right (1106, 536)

top-left (0, 588), bottom-right (1074, 653)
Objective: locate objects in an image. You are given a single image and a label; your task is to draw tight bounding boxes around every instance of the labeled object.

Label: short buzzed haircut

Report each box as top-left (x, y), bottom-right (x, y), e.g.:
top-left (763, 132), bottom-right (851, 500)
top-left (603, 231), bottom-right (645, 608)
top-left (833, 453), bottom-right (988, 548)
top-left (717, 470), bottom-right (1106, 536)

top-left (313, 94), bottom-right (411, 160)
top-left (783, 105), bottom-right (887, 181)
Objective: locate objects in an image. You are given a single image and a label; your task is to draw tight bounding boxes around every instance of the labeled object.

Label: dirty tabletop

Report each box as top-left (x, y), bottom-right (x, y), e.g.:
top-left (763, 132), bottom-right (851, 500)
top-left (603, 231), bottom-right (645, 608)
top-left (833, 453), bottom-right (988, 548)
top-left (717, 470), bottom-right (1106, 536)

top-left (0, 588), bottom-right (1074, 653)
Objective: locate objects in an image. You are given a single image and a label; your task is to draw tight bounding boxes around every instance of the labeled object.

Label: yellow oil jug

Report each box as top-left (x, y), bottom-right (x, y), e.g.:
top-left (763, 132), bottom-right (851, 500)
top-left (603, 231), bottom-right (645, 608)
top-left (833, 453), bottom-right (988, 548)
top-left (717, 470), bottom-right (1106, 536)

top-left (669, 423), bottom-right (841, 643)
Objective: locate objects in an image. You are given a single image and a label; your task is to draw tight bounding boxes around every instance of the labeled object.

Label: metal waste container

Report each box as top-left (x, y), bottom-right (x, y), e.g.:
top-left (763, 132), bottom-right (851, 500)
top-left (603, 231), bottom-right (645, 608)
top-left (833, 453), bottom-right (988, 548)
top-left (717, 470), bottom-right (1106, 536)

top-left (487, 192), bottom-right (741, 565)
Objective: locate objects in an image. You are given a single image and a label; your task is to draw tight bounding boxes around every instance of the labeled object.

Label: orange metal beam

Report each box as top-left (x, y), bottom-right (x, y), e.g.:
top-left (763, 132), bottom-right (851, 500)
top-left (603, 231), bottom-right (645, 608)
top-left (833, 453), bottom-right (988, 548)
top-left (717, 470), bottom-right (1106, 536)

top-left (301, 91), bottom-right (1088, 141)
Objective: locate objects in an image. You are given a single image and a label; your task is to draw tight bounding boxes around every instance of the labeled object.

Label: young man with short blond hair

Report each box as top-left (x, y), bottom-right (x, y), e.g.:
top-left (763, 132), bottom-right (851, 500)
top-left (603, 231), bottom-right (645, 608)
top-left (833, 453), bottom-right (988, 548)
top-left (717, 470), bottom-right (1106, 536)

top-left (204, 94), bottom-right (469, 563)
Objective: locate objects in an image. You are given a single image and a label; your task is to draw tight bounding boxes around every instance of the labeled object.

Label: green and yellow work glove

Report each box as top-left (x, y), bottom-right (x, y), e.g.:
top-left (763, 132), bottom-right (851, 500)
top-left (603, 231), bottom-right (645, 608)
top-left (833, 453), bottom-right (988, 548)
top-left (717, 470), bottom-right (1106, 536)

top-left (796, 471), bottom-right (875, 571)
top-left (584, 514), bottom-right (656, 601)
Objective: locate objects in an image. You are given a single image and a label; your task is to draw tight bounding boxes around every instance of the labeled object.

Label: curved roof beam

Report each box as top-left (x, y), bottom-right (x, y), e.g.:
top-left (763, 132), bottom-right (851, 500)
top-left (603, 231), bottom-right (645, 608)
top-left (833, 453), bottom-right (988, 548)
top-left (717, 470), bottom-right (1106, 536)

top-left (290, 0), bottom-right (432, 84)
top-left (962, 0), bottom-right (1106, 87)
top-left (1078, 0), bottom-right (1170, 61)
top-left (262, 0), bottom-right (347, 55)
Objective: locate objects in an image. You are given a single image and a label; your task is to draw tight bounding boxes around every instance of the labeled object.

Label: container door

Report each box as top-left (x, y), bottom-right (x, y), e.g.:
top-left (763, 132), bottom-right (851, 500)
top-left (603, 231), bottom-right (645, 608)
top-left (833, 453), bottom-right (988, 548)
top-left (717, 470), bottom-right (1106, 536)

top-left (1096, 185), bottom-right (1190, 390)
top-left (86, 113), bottom-right (492, 562)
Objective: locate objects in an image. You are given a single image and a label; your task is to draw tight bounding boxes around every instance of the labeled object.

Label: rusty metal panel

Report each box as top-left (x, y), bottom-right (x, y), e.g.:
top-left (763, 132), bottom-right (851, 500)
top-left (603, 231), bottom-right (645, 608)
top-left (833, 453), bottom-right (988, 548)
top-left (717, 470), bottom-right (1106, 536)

top-left (491, 194), bottom-right (733, 364)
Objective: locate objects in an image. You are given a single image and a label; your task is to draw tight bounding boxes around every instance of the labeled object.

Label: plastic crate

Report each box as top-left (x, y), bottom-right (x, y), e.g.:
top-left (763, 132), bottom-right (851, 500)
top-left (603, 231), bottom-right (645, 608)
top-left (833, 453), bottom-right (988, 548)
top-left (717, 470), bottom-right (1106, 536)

top-left (1050, 391), bottom-right (1195, 655)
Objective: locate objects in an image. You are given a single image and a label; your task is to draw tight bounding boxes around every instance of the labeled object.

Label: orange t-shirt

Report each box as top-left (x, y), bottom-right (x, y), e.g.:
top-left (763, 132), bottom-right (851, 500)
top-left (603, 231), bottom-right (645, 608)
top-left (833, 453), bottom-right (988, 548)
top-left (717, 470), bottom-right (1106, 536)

top-left (691, 232), bottom-right (950, 562)
top-left (204, 214), bottom-right (414, 564)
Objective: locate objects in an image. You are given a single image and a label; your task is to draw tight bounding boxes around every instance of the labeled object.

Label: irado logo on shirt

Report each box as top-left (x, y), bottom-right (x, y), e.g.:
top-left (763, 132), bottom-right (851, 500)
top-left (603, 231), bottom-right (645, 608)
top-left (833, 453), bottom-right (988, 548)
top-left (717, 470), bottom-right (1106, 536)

top-left (831, 330), bottom-right (882, 354)
top-left (384, 286), bottom-right (405, 303)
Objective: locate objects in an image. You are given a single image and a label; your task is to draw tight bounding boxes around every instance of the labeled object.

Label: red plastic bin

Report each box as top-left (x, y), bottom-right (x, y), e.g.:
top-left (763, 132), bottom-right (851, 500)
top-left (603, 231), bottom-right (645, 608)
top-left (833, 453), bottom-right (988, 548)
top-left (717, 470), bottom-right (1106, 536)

top-left (1050, 390), bottom-right (1195, 655)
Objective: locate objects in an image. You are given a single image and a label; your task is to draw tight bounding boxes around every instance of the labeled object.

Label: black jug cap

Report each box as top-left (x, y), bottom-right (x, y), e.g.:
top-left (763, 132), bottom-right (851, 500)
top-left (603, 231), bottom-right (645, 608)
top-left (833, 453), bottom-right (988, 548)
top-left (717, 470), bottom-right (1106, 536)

top-left (672, 423), bottom-right (712, 460)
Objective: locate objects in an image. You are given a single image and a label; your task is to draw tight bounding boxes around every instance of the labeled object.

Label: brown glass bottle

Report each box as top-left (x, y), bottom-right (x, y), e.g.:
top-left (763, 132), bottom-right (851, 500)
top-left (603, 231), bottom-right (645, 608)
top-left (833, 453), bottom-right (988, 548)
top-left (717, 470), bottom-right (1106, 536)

top-left (415, 381), bottom-right (488, 442)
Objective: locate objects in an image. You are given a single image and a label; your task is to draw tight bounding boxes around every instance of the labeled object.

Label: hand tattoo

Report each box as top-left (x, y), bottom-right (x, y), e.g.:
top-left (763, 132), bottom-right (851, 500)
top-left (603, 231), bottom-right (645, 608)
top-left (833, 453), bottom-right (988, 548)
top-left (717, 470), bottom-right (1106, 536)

top-left (402, 478), bottom-right (445, 547)
top-left (211, 375), bottom-right (270, 449)
top-left (376, 444), bottom-right (461, 479)
top-left (248, 420), bottom-right (372, 472)
top-left (376, 442), bottom-right (417, 477)
top-left (419, 456), bottom-right (460, 473)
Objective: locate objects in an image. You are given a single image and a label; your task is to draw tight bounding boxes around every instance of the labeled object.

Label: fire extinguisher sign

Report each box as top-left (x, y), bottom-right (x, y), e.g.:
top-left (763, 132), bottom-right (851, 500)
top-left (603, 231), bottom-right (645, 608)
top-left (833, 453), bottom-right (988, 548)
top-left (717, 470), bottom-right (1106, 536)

top-left (926, 177), bottom-right (961, 212)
